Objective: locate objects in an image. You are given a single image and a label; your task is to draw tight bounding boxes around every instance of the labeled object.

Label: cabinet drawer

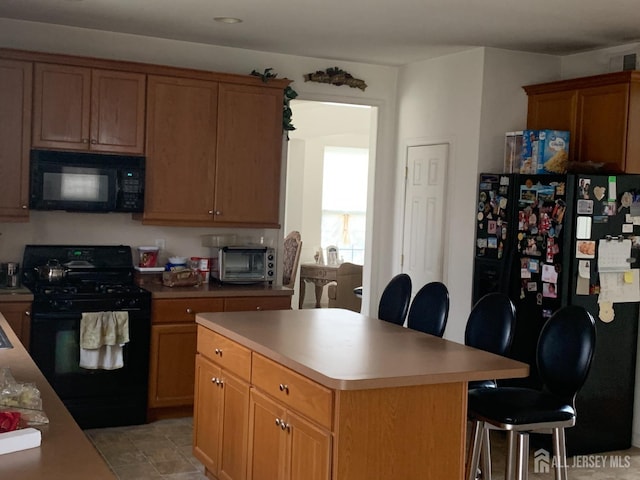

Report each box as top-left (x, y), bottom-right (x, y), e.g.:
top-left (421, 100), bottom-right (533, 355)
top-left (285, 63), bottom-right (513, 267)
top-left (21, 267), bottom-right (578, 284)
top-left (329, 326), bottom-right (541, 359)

top-left (197, 326), bottom-right (251, 382)
top-left (224, 296), bottom-right (291, 312)
top-left (252, 353), bottom-right (333, 429)
top-left (152, 298), bottom-right (224, 324)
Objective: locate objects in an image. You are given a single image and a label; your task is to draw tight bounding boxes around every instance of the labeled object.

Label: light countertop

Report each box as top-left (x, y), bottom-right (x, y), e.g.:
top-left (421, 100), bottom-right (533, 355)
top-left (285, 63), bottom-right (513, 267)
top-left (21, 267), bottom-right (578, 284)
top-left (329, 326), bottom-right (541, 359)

top-left (0, 314), bottom-right (114, 480)
top-left (141, 282), bottom-right (292, 299)
top-left (196, 308), bottom-right (529, 391)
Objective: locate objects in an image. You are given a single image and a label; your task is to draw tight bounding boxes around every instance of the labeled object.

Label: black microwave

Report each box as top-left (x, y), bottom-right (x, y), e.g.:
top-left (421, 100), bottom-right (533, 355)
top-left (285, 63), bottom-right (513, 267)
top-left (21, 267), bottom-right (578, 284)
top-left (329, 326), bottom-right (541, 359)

top-left (29, 149), bottom-right (145, 213)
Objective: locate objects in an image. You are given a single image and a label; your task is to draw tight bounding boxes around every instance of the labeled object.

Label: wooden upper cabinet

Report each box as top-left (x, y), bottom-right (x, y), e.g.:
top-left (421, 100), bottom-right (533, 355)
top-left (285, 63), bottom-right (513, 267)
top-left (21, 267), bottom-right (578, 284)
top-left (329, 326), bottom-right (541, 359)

top-left (0, 59), bottom-right (32, 221)
top-left (524, 71), bottom-right (640, 173)
top-left (215, 83), bottom-right (284, 226)
top-left (144, 77), bottom-right (285, 227)
top-left (144, 75), bottom-right (219, 224)
top-left (33, 63), bottom-right (145, 154)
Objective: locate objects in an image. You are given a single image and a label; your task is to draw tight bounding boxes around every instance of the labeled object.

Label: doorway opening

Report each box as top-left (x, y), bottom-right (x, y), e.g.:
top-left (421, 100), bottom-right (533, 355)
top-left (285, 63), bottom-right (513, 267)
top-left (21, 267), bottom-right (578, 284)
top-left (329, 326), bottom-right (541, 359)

top-left (284, 100), bottom-right (377, 310)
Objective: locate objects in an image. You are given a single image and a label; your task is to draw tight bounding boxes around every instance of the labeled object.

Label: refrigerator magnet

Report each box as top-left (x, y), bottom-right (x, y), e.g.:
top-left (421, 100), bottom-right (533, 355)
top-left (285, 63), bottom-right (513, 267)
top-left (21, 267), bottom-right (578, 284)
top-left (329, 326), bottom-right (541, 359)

top-left (622, 223), bottom-right (634, 234)
top-left (542, 282), bottom-right (558, 298)
top-left (577, 199), bottom-right (593, 215)
top-left (576, 240), bottom-right (596, 258)
top-left (520, 186), bottom-right (538, 203)
top-left (541, 264), bottom-right (559, 283)
top-left (598, 301), bottom-right (615, 323)
top-left (579, 178), bottom-right (591, 199)
top-left (521, 268), bottom-right (532, 279)
top-left (593, 186), bottom-right (606, 201)
top-left (604, 202), bottom-right (617, 216)
top-left (527, 281), bottom-right (537, 291)
top-left (608, 176), bottom-right (617, 201)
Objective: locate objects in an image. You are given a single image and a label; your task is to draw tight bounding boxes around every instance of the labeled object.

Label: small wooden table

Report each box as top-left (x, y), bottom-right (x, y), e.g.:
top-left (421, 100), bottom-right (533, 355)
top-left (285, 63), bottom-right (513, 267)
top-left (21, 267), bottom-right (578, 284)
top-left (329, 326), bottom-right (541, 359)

top-left (299, 263), bottom-right (339, 308)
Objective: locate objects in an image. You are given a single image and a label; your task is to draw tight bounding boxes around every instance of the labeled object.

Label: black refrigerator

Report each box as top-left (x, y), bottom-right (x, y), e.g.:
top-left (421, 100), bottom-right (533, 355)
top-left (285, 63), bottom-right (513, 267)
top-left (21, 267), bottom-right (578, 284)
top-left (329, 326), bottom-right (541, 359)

top-left (473, 172), bottom-right (640, 455)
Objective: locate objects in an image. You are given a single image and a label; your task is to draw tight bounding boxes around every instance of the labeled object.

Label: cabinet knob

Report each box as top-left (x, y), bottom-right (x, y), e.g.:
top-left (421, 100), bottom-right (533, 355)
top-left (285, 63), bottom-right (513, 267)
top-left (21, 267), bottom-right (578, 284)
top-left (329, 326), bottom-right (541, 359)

top-left (256, 306), bottom-right (262, 310)
top-left (208, 210), bottom-right (214, 215)
top-left (90, 139), bottom-right (97, 144)
top-left (22, 205), bottom-right (28, 209)
top-left (211, 377), bottom-right (217, 383)
top-left (82, 138), bottom-right (89, 144)
top-left (25, 311), bottom-right (31, 316)
top-left (279, 384), bottom-right (289, 394)
top-left (186, 308), bottom-right (194, 314)
top-left (215, 348), bottom-right (222, 356)
top-left (215, 210), bottom-right (222, 215)
top-left (275, 418), bottom-right (281, 427)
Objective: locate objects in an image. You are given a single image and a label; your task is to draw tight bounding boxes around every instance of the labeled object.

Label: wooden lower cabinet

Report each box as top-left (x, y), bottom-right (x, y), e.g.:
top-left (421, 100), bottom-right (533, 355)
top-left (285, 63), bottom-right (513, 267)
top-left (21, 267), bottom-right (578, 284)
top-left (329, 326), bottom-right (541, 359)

top-left (194, 355), bottom-right (250, 480)
top-left (148, 323), bottom-right (197, 408)
top-left (0, 302), bottom-right (31, 350)
top-left (148, 294), bottom-right (289, 420)
top-left (147, 297), bottom-right (224, 419)
top-left (247, 389), bottom-right (331, 480)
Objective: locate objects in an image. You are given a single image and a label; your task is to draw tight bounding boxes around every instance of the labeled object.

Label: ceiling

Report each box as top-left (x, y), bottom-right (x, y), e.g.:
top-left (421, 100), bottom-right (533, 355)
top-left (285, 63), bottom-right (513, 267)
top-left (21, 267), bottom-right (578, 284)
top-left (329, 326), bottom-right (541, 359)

top-left (1, 0), bottom-right (640, 66)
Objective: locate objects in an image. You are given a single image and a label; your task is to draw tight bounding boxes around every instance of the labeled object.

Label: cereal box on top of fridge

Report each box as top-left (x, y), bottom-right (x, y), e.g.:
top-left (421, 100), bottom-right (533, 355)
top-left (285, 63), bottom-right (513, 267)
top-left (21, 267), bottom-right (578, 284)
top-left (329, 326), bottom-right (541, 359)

top-left (520, 129), bottom-right (539, 174)
top-left (538, 130), bottom-right (570, 174)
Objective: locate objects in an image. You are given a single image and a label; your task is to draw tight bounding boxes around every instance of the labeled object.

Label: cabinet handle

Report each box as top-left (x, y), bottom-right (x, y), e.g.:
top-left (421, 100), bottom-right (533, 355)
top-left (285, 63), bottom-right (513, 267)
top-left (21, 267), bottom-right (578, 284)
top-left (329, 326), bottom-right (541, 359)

top-left (279, 384), bottom-right (289, 394)
top-left (22, 205), bottom-right (28, 209)
top-left (217, 379), bottom-right (224, 387)
top-left (256, 306), bottom-right (262, 310)
top-left (208, 210), bottom-right (214, 215)
top-left (211, 377), bottom-right (217, 383)
top-left (25, 311), bottom-right (31, 316)
top-left (275, 418), bottom-right (281, 427)
top-left (186, 308), bottom-right (194, 314)
top-left (215, 348), bottom-right (222, 356)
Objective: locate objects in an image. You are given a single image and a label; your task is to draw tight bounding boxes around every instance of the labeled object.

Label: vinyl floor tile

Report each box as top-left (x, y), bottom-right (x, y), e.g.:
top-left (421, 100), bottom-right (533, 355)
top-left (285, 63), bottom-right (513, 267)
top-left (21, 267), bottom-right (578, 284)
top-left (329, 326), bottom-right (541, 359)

top-left (88, 417), bottom-right (640, 479)
top-left (85, 417), bottom-right (207, 480)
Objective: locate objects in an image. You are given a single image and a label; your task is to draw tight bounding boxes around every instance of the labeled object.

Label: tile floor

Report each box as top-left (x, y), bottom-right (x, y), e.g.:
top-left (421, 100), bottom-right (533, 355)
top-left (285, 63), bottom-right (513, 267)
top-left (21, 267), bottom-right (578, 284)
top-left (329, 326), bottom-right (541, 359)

top-left (84, 417), bottom-right (208, 480)
top-left (86, 417), bottom-right (640, 479)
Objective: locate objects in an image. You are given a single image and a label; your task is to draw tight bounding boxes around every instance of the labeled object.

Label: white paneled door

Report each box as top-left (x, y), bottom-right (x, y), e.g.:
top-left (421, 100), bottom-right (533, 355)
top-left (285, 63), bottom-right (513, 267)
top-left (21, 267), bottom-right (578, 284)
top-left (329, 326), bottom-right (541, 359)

top-left (401, 144), bottom-right (449, 294)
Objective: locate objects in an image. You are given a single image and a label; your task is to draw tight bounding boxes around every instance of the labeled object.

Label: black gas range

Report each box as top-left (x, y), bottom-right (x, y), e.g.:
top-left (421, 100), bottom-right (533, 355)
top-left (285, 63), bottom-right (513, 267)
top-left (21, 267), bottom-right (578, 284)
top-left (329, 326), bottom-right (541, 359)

top-left (22, 245), bottom-right (151, 429)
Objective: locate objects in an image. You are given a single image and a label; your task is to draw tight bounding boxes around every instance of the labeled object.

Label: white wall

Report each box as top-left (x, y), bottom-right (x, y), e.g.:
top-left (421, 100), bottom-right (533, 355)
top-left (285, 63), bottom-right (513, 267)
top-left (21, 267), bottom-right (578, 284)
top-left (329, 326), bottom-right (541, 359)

top-left (395, 48), bottom-right (486, 342)
top-left (0, 18), bottom-right (398, 301)
top-left (395, 48), bottom-right (561, 342)
top-left (561, 42), bottom-right (640, 78)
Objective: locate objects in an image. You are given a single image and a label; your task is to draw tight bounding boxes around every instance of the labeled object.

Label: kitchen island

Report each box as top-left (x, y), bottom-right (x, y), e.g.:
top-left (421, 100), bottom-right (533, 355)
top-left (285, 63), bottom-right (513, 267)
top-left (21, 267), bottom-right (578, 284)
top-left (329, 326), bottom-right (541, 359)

top-left (0, 314), bottom-right (114, 480)
top-left (195, 308), bottom-right (529, 480)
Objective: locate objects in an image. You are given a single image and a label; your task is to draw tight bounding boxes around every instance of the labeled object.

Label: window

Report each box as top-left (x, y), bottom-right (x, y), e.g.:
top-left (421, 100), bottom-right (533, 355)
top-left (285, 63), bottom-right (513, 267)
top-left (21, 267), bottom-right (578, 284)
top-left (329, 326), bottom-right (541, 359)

top-left (321, 147), bottom-right (368, 264)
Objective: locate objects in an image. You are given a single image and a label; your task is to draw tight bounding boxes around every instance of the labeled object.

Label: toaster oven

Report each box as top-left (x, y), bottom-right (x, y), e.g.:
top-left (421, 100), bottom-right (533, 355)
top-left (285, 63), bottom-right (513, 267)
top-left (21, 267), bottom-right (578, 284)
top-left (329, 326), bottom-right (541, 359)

top-left (211, 246), bottom-right (276, 284)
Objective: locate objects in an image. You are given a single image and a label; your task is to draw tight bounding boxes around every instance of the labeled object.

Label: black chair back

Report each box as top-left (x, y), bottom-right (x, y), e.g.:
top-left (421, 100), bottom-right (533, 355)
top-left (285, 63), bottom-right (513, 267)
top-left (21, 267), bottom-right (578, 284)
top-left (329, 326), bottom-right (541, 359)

top-left (464, 292), bottom-right (515, 356)
top-left (407, 282), bottom-right (449, 337)
top-left (537, 305), bottom-right (596, 403)
top-left (378, 273), bottom-right (412, 325)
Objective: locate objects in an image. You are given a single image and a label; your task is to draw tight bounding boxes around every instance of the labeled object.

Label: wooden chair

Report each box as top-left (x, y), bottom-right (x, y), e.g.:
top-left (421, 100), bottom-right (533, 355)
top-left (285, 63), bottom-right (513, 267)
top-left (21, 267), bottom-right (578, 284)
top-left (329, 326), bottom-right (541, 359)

top-left (327, 262), bottom-right (363, 312)
top-left (283, 231), bottom-right (302, 288)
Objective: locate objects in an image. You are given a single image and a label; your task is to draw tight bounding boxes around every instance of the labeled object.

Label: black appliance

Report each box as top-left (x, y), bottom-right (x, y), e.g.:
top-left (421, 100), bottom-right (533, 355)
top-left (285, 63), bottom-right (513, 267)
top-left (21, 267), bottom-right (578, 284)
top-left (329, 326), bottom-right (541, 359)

top-left (473, 173), bottom-right (640, 455)
top-left (29, 149), bottom-right (145, 213)
top-left (22, 245), bottom-right (151, 429)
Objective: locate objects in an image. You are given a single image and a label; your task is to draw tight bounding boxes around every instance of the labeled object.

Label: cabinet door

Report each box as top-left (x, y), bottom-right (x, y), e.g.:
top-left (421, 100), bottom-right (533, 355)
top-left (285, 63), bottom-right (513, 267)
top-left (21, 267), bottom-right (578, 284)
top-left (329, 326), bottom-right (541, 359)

top-left (90, 69), bottom-right (146, 154)
top-left (33, 63), bottom-right (91, 150)
top-left (194, 355), bottom-right (223, 474)
top-left (215, 83), bottom-right (283, 226)
top-left (286, 411), bottom-right (331, 480)
top-left (144, 75), bottom-right (218, 224)
top-left (0, 59), bottom-right (31, 221)
top-left (219, 371), bottom-right (250, 480)
top-left (0, 302), bottom-right (31, 350)
top-left (526, 90), bottom-right (577, 132)
top-left (224, 296), bottom-right (292, 312)
top-left (148, 323), bottom-right (197, 408)
top-left (247, 389), bottom-right (287, 480)
top-left (576, 83), bottom-right (630, 170)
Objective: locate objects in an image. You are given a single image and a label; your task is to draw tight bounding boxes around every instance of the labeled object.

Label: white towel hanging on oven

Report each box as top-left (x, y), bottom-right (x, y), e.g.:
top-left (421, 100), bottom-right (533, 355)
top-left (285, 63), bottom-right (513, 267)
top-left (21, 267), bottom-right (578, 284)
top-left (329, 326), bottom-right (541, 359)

top-left (79, 311), bottom-right (129, 370)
